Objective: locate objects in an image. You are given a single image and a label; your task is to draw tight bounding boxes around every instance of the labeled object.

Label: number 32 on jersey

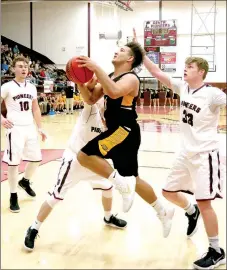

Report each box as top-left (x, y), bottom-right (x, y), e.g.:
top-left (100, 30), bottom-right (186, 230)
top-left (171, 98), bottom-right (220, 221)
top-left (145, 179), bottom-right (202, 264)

top-left (182, 109), bottom-right (193, 126)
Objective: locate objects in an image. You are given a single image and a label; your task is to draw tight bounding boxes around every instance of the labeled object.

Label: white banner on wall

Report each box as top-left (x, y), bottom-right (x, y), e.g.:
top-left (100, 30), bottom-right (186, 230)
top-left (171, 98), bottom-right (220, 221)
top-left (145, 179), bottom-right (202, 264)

top-left (75, 46), bottom-right (86, 56)
top-left (44, 80), bottom-right (54, 93)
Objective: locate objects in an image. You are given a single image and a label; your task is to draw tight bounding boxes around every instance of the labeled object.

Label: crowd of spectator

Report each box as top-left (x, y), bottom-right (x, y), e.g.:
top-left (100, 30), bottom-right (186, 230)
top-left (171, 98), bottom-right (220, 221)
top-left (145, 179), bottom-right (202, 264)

top-left (37, 91), bottom-right (84, 115)
top-left (1, 42), bottom-right (67, 89)
top-left (1, 42), bottom-right (85, 115)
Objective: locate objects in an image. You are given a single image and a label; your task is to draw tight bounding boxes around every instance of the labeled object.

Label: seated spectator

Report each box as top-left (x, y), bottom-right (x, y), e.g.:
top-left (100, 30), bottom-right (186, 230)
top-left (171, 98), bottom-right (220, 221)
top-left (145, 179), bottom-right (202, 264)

top-left (73, 93), bottom-right (84, 109)
top-left (1, 61), bottom-right (9, 73)
top-left (13, 45), bottom-right (19, 54)
top-left (56, 93), bottom-right (66, 113)
top-left (35, 61), bottom-right (40, 72)
top-left (27, 71), bottom-right (37, 84)
top-left (47, 94), bottom-right (58, 112)
top-left (40, 68), bottom-right (46, 78)
top-left (37, 68), bottom-right (45, 85)
top-left (38, 93), bottom-right (49, 115)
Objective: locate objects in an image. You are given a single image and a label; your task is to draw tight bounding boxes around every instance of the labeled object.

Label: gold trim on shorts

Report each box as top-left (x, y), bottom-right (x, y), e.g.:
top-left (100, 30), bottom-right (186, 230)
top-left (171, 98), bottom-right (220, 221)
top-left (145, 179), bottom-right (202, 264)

top-left (98, 126), bottom-right (129, 156)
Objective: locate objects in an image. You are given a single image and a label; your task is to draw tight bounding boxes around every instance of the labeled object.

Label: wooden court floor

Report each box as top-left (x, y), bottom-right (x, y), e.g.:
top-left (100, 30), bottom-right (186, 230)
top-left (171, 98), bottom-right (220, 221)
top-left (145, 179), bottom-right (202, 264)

top-left (1, 106), bottom-right (226, 269)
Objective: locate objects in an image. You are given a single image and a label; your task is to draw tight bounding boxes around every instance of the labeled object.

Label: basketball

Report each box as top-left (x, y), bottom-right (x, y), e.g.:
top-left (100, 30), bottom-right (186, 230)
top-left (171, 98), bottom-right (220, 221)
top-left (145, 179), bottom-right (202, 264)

top-left (66, 56), bottom-right (94, 84)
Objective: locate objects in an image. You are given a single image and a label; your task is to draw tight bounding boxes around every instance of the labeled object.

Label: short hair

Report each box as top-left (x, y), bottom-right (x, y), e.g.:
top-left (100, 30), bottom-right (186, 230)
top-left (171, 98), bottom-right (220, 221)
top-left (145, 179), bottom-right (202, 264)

top-left (12, 56), bottom-right (29, 67)
top-left (125, 41), bottom-right (145, 69)
top-left (185, 57), bottom-right (209, 79)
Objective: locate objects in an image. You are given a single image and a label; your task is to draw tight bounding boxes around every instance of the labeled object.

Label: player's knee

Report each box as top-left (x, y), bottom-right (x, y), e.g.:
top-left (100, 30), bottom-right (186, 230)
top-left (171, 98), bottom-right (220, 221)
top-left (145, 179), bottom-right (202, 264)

top-left (77, 151), bottom-right (88, 166)
top-left (162, 189), bottom-right (175, 200)
top-left (197, 200), bottom-right (212, 212)
top-left (102, 188), bottom-right (113, 198)
top-left (46, 195), bottom-right (62, 208)
top-left (90, 180), bottom-right (113, 193)
top-left (29, 161), bottom-right (40, 167)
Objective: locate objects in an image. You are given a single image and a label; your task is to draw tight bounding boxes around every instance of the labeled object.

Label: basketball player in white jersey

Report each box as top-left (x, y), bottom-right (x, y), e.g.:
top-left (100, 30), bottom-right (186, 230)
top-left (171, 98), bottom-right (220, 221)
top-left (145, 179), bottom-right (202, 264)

top-left (23, 80), bottom-right (127, 251)
top-left (133, 29), bottom-right (226, 269)
top-left (1, 56), bottom-right (47, 213)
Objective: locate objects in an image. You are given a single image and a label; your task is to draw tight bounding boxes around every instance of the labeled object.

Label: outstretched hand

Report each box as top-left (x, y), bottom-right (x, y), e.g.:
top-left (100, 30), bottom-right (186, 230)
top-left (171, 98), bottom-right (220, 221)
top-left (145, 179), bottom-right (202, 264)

top-left (133, 28), bottom-right (138, 43)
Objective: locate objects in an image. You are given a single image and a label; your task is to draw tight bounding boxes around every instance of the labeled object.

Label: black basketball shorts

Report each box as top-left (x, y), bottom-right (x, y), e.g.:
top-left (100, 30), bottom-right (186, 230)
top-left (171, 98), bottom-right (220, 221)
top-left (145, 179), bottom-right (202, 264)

top-left (80, 123), bottom-right (141, 177)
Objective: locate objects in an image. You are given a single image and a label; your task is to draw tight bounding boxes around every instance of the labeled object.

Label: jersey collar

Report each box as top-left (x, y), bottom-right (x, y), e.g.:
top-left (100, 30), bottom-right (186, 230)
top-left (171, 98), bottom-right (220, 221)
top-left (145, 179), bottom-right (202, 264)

top-left (188, 84), bottom-right (205, 95)
top-left (13, 79), bottom-right (27, 87)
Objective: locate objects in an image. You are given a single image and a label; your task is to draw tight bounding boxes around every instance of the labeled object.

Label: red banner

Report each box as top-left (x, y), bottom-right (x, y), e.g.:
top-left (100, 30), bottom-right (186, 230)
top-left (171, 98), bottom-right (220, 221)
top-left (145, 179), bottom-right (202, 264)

top-left (160, 52), bottom-right (176, 72)
top-left (160, 52), bottom-right (176, 64)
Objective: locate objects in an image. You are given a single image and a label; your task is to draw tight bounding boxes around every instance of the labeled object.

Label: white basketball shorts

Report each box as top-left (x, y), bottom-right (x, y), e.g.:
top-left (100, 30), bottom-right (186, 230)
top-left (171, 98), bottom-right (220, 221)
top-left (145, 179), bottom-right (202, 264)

top-left (2, 124), bottom-right (42, 166)
top-left (163, 149), bottom-right (223, 200)
top-left (48, 148), bottom-right (113, 201)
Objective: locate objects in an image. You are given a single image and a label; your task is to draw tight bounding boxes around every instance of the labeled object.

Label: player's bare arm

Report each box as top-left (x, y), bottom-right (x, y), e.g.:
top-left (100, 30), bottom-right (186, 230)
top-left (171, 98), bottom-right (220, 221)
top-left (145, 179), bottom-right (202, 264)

top-left (78, 82), bottom-right (104, 105)
top-left (94, 68), bottom-right (139, 99)
top-left (133, 28), bottom-right (172, 89)
top-left (1, 97), bottom-right (14, 129)
top-left (77, 56), bottom-right (139, 98)
top-left (143, 56), bottom-right (172, 89)
top-left (32, 99), bottom-right (47, 141)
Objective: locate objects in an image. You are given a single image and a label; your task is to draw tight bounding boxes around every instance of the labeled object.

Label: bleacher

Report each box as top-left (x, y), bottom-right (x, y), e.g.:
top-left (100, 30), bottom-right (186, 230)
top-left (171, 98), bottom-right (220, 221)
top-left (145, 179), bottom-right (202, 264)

top-left (1, 35), bottom-right (68, 93)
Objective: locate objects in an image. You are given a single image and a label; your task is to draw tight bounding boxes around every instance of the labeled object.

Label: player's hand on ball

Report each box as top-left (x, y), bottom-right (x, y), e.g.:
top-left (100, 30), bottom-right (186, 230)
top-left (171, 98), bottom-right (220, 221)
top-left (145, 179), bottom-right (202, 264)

top-left (38, 128), bottom-right (47, 142)
top-left (76, 56), bottom-right (98, 72)
top-left (86, 75), bottom-right (98, 91)
top-left (1, 117), bottom-right (14, 129)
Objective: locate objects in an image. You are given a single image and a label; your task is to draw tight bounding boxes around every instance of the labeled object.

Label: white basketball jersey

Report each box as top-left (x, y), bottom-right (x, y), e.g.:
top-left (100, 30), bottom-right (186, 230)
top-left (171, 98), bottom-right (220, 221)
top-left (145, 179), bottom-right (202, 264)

top-left (171, 79), bottom-right (226, 157)
top-left (68, 100), bottom-right (105, 154)
top-left (1, 80), bottom-right (37, 126)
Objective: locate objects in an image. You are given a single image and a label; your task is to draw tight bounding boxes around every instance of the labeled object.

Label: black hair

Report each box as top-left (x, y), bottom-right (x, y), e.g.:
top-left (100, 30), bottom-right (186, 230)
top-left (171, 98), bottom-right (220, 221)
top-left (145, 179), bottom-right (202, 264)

top-left (125, 41), bottom-right (145, 69)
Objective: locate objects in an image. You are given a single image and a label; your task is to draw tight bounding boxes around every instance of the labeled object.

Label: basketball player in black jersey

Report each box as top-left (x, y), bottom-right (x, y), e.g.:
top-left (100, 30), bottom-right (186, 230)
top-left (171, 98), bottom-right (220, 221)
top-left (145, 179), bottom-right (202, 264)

top-left (76, 42), bottom-right (174, 238)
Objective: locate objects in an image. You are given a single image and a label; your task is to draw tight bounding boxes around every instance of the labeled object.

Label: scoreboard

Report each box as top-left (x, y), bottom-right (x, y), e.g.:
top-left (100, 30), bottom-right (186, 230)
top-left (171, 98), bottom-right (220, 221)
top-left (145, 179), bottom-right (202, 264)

top-left (144, 20), bottom-right (177, 47)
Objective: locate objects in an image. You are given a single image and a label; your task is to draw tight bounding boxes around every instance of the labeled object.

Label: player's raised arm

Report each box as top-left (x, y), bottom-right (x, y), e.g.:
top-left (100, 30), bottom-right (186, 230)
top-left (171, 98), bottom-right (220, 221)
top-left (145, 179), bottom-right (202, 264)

top-left (143, 55), bottom-right (172, 89)
top-left (133, 28), bottom-right (172, 89)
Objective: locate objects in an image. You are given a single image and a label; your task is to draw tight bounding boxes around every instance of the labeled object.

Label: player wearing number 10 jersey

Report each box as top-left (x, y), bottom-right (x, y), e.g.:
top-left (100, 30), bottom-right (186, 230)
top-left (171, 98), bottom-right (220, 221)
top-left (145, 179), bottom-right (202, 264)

top-left (1, 56), bottom-right (47, 213)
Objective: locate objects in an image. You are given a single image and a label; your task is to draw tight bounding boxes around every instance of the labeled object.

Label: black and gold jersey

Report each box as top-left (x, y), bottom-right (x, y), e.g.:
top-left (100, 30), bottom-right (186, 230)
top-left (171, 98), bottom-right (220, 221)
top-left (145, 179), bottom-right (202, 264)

top-left (104, 71), bottom-right (140, 129)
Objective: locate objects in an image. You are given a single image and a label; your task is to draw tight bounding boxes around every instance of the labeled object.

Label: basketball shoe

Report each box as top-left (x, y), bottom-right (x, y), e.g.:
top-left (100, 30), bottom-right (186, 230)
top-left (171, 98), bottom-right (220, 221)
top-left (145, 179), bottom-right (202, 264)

top-left (10, 193), bottom-right (20, 213)
top-left (185, 204), bottom-right (200, 237)
top-left (157, 208), bottom-right (175, 238)
top-left (193, 247), bottom-right (226, 269)
top-left (104, 214), bottom-right (127, 229)
top-left (24, 226), bottom-right (38, 251)
top-left (18, 178), bottom-right (36, 197)
top-left (112, 171), bottom-right (136, 213)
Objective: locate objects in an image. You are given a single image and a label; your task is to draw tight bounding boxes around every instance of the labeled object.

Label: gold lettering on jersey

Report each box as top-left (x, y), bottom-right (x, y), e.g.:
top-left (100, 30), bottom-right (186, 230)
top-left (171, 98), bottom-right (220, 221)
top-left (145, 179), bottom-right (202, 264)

top-left (181, 101), bottom-right (201, 113)
top-left (98, 126), bottom-right (129, 156)
top-left (13, 94), bottom-right (33, 101)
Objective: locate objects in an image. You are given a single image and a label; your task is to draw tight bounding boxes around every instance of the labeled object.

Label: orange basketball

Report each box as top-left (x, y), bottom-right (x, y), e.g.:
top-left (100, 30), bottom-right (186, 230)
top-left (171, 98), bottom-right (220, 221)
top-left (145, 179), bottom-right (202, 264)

top-left (66, 57), bottom-right (94, 84)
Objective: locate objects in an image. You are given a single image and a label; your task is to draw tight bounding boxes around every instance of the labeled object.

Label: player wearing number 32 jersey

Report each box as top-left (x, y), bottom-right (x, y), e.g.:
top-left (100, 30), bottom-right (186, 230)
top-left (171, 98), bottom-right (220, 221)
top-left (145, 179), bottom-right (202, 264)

top-left (1, 56), bottom-right (47, 213)
top-left (141, 42), bottom-right (226, 269)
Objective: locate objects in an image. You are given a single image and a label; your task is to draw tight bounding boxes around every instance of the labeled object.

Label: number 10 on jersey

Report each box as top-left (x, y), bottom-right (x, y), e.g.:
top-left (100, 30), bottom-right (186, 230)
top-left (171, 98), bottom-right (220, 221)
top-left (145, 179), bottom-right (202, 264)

top-left (19, 101), bottom-right (29, 111)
